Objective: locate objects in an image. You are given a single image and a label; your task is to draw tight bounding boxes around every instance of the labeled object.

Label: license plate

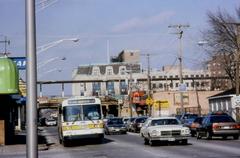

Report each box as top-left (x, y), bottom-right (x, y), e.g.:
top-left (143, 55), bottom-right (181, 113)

top-left (223, 126), bottom-right (230, 129)
top-left (116, 129), bottom-right (120, 131)
top-left (168, 138), bottom-right (175, 141)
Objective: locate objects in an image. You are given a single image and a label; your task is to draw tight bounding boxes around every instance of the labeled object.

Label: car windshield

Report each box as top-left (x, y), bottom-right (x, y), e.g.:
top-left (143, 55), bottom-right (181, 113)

top-left (210, 115), bottom-right (235, 123)
top-left (108, 118), bottom-right (123, 125)
top-left (151, 119), bottom-right (180, 126)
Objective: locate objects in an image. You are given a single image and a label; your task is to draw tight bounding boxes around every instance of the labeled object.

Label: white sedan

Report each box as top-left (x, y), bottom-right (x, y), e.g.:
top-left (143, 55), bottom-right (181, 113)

top-left (140, 117), bottom-right (191, 146)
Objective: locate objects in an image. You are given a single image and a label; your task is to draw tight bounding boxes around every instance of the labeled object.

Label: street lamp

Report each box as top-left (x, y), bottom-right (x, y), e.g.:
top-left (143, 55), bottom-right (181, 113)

top-left (37, 38), bottom-right (79, 55)
top-left (37, 56), bottom-right (66, 69)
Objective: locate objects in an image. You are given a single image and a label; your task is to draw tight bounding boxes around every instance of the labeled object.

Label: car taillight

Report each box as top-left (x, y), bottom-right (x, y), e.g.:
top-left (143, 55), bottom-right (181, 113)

top-left (237, 124), bottom-right (240, 129)
top-left (191, 123), bottom-right (197, 128)
top-left (212, 123), bottom-right (220, 129)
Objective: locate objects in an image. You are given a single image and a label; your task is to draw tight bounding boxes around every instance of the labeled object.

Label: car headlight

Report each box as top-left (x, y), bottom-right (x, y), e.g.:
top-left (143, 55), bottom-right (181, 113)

top-left (151, 130), bottom-right (160, 137)
top-left (181, 128), bottom-right (190, 135)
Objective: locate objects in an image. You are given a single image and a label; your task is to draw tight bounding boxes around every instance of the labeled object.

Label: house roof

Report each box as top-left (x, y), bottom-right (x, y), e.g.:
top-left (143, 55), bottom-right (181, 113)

top-left (208, 88), bottom-right (236, 100)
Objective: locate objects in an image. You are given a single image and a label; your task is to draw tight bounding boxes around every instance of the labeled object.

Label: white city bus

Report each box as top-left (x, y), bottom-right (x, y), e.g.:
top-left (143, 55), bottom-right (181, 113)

top-left (58, 96), bottom-right (104, 146)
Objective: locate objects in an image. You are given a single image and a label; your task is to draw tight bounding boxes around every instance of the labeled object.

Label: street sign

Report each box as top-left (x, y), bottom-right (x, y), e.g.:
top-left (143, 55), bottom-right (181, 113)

top-left (154, 100), bottom-right (170, 109)
top-left (10, 57), bottom-right (26, 70)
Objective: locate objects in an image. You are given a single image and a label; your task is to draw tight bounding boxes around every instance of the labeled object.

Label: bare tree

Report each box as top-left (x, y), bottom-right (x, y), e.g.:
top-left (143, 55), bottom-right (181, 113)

top-left (203, 7), bottom-right (240, 88)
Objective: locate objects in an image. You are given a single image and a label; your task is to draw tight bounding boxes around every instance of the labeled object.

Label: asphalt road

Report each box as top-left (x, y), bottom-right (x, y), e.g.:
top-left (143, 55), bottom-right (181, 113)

top-left (2, 126), bottom-right (240, 158)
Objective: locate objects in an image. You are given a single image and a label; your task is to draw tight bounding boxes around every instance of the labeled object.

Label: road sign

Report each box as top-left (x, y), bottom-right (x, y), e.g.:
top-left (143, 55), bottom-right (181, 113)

top-left (10, 57), bottom-right (26, 70)
top-left (146, 97), bottom-right (154, 106)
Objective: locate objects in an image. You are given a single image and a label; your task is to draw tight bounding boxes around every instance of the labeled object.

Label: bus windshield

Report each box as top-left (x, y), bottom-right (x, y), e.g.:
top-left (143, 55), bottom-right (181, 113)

top-left (63, 105), bottom-right (82, 122)
top-left (83, 104), bottom-right (101, 120)
top-left (63, 104), bottom-right (102, 122)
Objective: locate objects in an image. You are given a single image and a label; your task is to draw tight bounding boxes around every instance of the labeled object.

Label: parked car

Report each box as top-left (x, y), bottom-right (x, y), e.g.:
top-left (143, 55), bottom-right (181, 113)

top-left (126, 117), bottom-right (137, 132)
top-left (131, 116), bottom-right (148, 133)
top-left (104, 117), bottom-right (127, 135)
top-left (196, 112), bottom-right (240, 140)
top-left (180, 113), bottom-right (198, 124)
top-left (45, 117), bottom-right (57, 126)
top-left (140, 117), bottom-right (191, 146)
top-left (189, 116), bottom-right (205, 136)
top-left (122, 117), bottom-right (130, 125)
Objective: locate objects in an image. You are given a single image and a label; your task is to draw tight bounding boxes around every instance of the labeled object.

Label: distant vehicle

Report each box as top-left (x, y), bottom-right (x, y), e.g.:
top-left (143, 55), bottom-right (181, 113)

top-left (140, 117), bottom-right (191, 146)
top-left (45, 117), bottom-right (57, 126)
top-left (180, 113), bottom-right (198, 123)
top-left (126, 117), bottom-right (137, 132)
top-left (196, 112), bottom-right (240, 140)
top-left (189, 116), bottom-right (205, 136)
top-left (130, 116), bottom-right (148, 133)
top-left (58, 96), bottom-right (104, 146)
top-left (122, 117), bottom-right (130, 125)
top-left (175, 114), bottom-right (182, 120)
top-left (104, 117), bottom-right (127, 135)
top-left (103, 114), bottom-right (115, 123)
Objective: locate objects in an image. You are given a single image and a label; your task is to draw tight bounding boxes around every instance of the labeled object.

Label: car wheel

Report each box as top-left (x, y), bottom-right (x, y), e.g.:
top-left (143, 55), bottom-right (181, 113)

top-left (206, 131), bottom-right (212, 140)
top-left (62, 140), bottom-right (69, 147)
top-left (233, 135), bottom-right (239, 140)
top-left (196, 132), bottom-right (201, 139)
top-left (181, 139), bottom-right (188, 145)
top-left (144, 138), bottom-right (149, 145)
top-left (149, 139), bottom-right (155, 146)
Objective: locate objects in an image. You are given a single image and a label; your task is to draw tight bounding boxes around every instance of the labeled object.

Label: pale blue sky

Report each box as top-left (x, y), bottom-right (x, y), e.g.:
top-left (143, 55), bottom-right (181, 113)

top-left (0, 0), bottom-right (239, 95)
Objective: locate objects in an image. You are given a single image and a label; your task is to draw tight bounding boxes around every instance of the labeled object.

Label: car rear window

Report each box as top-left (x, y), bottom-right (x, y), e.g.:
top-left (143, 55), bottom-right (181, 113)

top-left (108, 118), bottom-right (123, 125)
top-left (210, 115), bottom-right (235, 123)
top-left (151, 119), bottom-right (180, 126)
top-left (136, 117), bottom-right (147, 123)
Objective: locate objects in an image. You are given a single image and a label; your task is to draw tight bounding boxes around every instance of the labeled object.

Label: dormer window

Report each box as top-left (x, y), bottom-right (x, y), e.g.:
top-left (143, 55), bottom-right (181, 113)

top-left (119, 66), bottom-right (126, 75)
top-left (106, 66), bottom-right (113, 75)
top-left (92, 67), bottom-right (100, 76)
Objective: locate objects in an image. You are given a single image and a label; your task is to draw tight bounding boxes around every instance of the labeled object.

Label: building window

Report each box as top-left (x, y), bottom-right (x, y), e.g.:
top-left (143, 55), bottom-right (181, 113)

top-left (159, 83), bottom-right (163, 88)
top-left (92, 82), bottom-right (101, 96)
top-left (106, 81), bottom-right (115, 96)
top-left (176, 83), bottom-right (179, 87)
top-left (152, 83), bottom-right (156, 89)
top-left (120, 81), bottom-right (127, 95)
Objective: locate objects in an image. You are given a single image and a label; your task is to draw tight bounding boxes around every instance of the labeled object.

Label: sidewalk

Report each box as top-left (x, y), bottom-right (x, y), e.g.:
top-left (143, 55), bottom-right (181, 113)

top-left (0, 127), bottom-right (49, 155)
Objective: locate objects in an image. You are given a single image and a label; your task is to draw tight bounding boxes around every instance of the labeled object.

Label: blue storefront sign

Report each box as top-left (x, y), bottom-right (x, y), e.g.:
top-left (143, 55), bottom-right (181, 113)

top-left (10, 57), bottom-right (26, 70)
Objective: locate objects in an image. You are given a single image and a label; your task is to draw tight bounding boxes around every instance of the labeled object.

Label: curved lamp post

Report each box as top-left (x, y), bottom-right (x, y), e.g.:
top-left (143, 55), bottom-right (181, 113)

top-left (37, 38), bottom-right (79, 55)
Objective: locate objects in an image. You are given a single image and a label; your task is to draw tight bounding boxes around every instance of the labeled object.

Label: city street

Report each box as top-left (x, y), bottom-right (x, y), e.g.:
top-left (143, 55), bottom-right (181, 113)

top-left (1, 126), bottom-right (239, 158)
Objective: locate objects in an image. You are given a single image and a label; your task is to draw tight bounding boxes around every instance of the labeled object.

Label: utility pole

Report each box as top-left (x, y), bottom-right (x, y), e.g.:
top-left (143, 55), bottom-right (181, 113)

top-left (26, 0), bottom-right (38, 157)
top-left (129, 64), bottom-right (133, 117)
top-left (235, 23), bottom-right (240, 121)
top-left (0, 36), bottom-right (10, 54)
top-left (141, 53), bottom-right (152, 116)
top-left (168, 24), bottom-right (189, 115)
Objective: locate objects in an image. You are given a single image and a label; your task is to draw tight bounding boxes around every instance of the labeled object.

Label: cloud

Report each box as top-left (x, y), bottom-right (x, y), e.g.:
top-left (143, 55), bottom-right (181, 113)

top-left (112, 11), bottom-right (175, 32)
